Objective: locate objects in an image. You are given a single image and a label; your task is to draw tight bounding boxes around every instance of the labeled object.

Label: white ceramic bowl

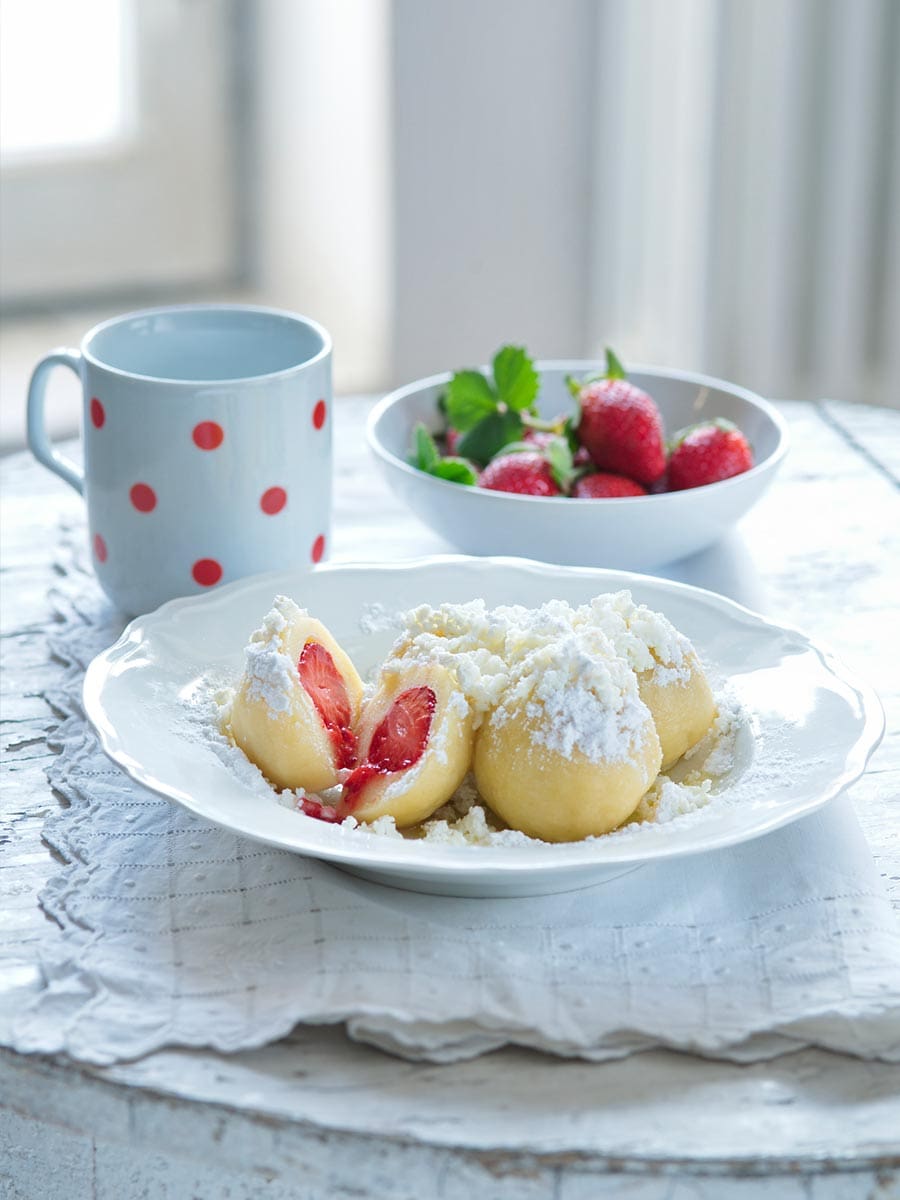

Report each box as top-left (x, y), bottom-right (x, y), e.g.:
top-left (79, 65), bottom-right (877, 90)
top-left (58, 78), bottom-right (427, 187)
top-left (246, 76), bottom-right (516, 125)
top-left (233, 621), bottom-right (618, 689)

top-left (368, 363), bottom-right (789, 570)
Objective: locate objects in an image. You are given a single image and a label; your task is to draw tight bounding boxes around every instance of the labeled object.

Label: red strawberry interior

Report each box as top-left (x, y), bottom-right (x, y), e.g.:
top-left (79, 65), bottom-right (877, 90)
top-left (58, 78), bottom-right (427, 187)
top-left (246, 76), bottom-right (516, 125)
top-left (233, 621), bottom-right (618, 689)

top-left (342, 686), bottom-right (436, 810)
top-left (298, 641), bottom-right (356, 768)
top-left (298, 796), bottom-right (341, 823)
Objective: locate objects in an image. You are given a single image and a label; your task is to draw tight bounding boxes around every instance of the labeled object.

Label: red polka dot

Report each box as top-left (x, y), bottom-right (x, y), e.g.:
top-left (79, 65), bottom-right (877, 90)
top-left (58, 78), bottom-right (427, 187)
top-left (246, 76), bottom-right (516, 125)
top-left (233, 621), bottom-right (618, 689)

top-left (90, 398), bottom-right (105, 428)
top-left (260, 486), bottom-right (287, 515)
top-left (311, 534), bottom-right (326, 564)
top-left (312, 399), bottom-right (327, 430)
top-left (130, 483), bottom-right (157, 513)
top-left (192, 421), bottom-right (224, 450)
top-left (192, 558), bottom-right (223, 587)
top-left (93, 533), bottom-right (108, 563)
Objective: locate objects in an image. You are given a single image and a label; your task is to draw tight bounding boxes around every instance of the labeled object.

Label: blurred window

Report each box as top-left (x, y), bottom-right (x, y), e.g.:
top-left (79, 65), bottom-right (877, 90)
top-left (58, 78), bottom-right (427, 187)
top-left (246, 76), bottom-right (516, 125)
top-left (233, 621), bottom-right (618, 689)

top-left (0, 0), bottom-right (239, 306)
top-left (1, 0), bottom-right (132, 160)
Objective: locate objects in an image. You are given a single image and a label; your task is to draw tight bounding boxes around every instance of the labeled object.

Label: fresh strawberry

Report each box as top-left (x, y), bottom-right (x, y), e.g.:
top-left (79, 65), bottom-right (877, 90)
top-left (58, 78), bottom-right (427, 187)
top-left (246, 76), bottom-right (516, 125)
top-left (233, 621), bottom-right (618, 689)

top-left (569, 349), bottom-right (666, 486)
top-left (298, 641), bottom-right (356, 767)
top-left (478, 451), bottom-right (563, 497)
top-left (666, 419), bottom-right (754, 491)
top-left (521, 428), bottom-right (556, 449)
top-left (445, 427), bottom-right (461, 454)
top-left (573, 472), bottom-right (647, 498)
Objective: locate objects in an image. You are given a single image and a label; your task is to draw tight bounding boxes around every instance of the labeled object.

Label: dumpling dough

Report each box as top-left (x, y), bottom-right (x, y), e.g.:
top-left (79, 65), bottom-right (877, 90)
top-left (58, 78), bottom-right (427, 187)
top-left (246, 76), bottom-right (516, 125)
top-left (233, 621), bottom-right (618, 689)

top-left (341, 661), bottom-right (473, 828)
top-left (475, 706), bottom-right (661, 843)
top-left (230, 596), bottom-right (363, 793)
top-left (637, 651), bottom-right (716, 770)
top-left (573, 591), bottom-right (715, 770)
top-left (473, 638), bottom-right (662, 842)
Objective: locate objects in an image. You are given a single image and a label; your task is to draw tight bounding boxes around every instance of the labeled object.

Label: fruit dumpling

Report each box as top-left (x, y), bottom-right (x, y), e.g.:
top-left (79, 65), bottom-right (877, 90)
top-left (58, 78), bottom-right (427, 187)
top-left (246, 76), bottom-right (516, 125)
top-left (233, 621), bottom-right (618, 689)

top-left (229, 595), bottom-right (364, 793)
top-left (473, 632), bottom-right (663, 842)
top-left (636, 649), bottom-right (715, 770)
top-left (340, 660), bottom-right (474, 828)
top-left (573, 592), bottom-right (716, 769)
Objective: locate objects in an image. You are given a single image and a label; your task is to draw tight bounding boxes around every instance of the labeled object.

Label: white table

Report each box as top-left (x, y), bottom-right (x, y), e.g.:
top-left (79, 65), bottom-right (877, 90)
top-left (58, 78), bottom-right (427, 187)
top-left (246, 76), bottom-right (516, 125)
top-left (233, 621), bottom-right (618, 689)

top-left (2, 399), bottom-right (899, 1199)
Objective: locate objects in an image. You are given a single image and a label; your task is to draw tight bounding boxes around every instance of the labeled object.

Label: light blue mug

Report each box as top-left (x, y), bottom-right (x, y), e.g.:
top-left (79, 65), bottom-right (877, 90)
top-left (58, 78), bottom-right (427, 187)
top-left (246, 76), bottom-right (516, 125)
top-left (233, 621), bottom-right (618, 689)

top-left (27, 304), bottom-right (333, 615)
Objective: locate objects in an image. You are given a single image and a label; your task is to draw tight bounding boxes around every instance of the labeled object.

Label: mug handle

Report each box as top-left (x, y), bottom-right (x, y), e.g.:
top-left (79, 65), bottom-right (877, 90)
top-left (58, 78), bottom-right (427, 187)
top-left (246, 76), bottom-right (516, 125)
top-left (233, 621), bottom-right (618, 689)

top-left (26, 349), bottom-right (85, 495)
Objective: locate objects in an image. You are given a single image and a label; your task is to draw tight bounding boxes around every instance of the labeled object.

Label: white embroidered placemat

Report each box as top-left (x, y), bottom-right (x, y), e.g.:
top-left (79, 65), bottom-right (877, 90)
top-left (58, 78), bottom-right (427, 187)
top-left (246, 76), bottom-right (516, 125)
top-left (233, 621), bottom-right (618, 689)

top-left (5, 533), bottom-right (900, 1066)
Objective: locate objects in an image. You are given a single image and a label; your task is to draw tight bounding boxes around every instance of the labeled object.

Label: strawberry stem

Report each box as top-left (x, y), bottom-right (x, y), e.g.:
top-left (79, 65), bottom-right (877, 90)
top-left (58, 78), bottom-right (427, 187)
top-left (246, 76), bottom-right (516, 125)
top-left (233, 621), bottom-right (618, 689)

top-left (565, 374), bottom-right (584, 400)
top-left (604, 347), bottom-right (626, 380)
top-left (522, 413), bottom-right (566, 434)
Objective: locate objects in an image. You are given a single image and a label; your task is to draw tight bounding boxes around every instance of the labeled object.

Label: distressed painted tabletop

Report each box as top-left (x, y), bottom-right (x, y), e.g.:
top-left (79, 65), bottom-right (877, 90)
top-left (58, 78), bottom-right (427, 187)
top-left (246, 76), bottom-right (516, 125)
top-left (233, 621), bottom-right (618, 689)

top-left (2, 399), bottom-right (899, 1200)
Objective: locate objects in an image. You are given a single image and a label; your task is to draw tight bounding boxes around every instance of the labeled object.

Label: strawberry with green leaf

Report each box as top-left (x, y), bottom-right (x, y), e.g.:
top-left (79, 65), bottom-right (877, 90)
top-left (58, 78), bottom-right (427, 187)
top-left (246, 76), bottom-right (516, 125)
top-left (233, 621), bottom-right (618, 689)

top-left (568, 349), bottom-right (666, 486)
top-left (478, 435), bottom-right (579, 497)
top-left (409, 423), bottom-right (479, 485)
top-left (666, 419), bottom-right (754, 490)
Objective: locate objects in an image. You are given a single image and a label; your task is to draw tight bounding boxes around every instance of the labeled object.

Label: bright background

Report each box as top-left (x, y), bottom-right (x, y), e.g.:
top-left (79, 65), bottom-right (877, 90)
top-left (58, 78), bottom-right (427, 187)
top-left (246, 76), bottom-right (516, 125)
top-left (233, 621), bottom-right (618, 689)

top-left (1, 0), bottom-right (898, 452)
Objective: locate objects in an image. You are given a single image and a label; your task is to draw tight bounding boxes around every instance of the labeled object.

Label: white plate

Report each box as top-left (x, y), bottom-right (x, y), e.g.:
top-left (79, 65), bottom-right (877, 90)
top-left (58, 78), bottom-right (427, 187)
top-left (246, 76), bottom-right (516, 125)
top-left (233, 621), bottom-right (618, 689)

top-left (83, 557), bottom-right (884, 897)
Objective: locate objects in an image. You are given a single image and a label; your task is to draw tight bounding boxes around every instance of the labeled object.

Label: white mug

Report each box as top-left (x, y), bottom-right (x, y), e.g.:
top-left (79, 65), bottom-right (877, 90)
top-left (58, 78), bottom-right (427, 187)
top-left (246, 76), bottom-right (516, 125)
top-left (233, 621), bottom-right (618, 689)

top-left (27, 304), bottom-right (332, 615)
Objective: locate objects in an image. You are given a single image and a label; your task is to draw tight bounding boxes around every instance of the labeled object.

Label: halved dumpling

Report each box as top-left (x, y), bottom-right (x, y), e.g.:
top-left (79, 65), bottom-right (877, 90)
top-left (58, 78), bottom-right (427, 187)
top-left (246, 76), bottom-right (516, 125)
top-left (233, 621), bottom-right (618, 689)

top-left (474, 697), bottom-right (661, 843)
top-left (230, 598), bottom-right (363, 792)
top-left (341, 662), bottom-right (473, 828)
top-left (637, 651), bottom-right (715, 770)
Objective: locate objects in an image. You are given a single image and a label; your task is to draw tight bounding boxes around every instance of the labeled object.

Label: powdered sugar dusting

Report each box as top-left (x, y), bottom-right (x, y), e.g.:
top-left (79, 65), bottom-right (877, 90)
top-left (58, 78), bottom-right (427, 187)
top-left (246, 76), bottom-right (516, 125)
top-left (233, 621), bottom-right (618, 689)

top-left (242, 595), bottom-right (305, 716)
top-left (359, 602), bottom-right (404, 635)
top-left (382, 595), bottom-right (664, 757)
top-left (573, 590), bottom-right (692, 685)
top-left (492, 631), bottom-right (648, 764)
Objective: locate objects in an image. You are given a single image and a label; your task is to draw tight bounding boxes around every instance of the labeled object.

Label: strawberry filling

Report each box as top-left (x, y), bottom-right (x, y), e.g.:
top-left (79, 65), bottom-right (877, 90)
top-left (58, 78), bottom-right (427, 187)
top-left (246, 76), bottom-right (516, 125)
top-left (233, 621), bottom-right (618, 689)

top-left (342, 686), bottom-right (436, 811)
top-left (297, 641), bottom-right (357, 769)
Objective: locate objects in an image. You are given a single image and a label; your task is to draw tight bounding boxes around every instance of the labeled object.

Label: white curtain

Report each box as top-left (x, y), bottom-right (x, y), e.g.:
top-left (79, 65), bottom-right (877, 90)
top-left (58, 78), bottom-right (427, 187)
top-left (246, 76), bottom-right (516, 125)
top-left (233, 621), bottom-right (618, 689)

top-left (589, 0), bottom-right (900, 407)
top-left (254, 0), bottom-right (899, 405)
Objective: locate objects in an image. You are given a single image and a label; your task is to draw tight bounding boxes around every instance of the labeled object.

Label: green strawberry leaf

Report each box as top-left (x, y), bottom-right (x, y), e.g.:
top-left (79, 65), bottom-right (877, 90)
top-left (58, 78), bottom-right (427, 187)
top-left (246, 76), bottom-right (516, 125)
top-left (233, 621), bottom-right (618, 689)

top-left (409, 423), bottom-right (478, 486)
top-left (544, 435), bottom-right (575, 490)
top-left (445, 370), bottom-right (498, 431)
top-left (566, 346), bottom-right (627, 400)
top-left (431, 457), bottom-right (479, 485)
top-left (411, 422), bottom-right (440, 472)
top-left (492, 345), bottom-right (539, 413)
top-left (604, 347), bottom-right (626, 380)
top-left (436, 390), bottom-right (448, 417)
top-left (457, 409), bottom-right (524, 466)
top-left (562, 415), bottom-right (581, 454)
